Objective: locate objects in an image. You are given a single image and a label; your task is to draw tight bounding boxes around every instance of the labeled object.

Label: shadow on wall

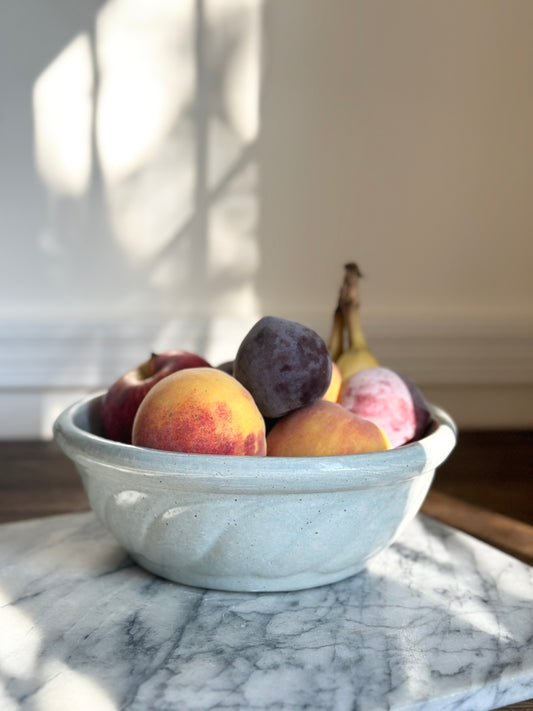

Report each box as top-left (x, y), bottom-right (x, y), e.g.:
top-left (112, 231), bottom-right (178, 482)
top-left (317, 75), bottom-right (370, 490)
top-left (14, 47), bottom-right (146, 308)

top-left (25, 0), bottom-right (264, 328)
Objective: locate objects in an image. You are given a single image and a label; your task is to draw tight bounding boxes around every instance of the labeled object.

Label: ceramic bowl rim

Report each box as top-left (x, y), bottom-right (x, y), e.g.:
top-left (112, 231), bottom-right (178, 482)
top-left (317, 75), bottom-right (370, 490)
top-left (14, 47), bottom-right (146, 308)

top-left (53, 391), bottom-right (457, 492)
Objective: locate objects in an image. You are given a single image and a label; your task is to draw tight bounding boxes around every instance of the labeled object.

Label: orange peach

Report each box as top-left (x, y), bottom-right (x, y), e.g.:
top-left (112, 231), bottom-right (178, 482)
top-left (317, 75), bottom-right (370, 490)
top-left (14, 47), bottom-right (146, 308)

top-left (132, 368), bottom-right (266, 455)
top-left (266, 400), bottom-right (390, 456)
top-left (322, 362), bottom-right (342, 403)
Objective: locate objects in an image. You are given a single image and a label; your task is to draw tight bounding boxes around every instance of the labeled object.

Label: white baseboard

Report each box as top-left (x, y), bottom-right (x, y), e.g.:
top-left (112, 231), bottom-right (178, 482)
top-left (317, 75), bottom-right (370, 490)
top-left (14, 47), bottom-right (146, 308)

top-left (2, 317), bottom-right (532, 438)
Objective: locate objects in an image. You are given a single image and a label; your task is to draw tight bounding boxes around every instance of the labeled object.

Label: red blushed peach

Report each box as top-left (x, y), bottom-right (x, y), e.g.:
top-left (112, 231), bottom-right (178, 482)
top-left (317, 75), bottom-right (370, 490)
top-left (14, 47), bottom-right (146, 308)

top-left (101, 350), bottom-right (212, 444)
top-left (266, 400), bottom-right (390, 457)
top-left (132, 368), bottom-right (266, 456)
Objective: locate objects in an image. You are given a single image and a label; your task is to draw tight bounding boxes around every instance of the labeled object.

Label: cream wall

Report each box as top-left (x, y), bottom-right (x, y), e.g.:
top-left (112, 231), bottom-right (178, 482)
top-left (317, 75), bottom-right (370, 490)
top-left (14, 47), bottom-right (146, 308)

top-left (1, 0), bottom-right (532, 437)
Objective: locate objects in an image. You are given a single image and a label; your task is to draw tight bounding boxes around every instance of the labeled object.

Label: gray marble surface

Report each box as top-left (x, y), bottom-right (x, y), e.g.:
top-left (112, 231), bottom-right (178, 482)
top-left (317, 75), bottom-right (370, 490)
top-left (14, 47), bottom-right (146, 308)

top-left (0, 511), bottom-right (532, 711)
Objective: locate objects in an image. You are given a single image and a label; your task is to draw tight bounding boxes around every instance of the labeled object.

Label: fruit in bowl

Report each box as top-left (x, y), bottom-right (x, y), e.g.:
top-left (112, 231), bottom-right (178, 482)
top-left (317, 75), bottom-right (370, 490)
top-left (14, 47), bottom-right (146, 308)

top-left (266, 400), bottom-right (389, 456)
top-left (53, 382), bottom-right (453, 594)
top-left (53, 391), bottom-right (456, 592)
top-left (100, 350), bottom-right (211, 444)
top-left (233, 315), bottom-right (332, 419)
top-left (339, 367), bottom-right (431, 448)
top-left (53, 261), bottom-right (457, 592)
top-left (132, 367), bottom-right (266, 456)
top-left (329, 263), bottom-right (379, 380)
top-left (322, 362), bottom-right (342, 403)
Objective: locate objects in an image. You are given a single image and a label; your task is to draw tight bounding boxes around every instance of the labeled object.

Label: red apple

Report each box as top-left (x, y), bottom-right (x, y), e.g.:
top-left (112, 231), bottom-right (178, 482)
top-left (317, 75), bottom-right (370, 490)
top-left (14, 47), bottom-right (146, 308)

top-left (100, 350), bottom-right (211, 443)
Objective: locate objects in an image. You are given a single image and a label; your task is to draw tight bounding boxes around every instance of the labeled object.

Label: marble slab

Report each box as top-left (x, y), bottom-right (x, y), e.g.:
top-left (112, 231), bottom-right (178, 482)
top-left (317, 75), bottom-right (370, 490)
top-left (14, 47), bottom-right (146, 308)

top-left (0, 511), bottom-right (532, 711)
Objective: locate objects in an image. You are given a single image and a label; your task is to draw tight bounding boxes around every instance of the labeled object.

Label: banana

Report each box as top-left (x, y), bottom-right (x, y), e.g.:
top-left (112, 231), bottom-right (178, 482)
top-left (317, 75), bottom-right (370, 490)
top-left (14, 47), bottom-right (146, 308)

top-left (334, 262), bottom-right (379, 381)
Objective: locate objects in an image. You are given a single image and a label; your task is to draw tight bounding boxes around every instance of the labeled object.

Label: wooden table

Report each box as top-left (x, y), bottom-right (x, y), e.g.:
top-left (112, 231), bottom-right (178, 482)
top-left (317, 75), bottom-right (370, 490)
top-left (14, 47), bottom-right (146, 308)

top-left (1, 431), bottom-right (532, 710)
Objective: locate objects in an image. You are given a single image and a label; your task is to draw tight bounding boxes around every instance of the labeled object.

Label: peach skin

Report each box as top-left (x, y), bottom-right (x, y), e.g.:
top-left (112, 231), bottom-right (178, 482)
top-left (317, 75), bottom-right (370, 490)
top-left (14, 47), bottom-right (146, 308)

top-left (322, 362), bottom-right (342, 403)
top-left (266, 400), bottom-right (390, 456)
top-left (132, 367), bottom-right (266, 455)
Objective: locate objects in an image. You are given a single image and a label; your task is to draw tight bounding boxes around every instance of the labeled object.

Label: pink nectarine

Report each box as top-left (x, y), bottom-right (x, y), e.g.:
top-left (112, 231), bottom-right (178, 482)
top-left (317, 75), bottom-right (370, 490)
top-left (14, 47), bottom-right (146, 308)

top-left (338, 366), bottom-right (431, 448)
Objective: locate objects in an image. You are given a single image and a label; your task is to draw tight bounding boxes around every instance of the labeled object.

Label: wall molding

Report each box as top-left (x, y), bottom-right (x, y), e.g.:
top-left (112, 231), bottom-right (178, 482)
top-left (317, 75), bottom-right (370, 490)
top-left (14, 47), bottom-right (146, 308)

top-left (1, 317), bottom-right (532, 437)
top-left (2, 317), bottom-right (532, 387)
top-left (0, 318), bottom-right (258, 389)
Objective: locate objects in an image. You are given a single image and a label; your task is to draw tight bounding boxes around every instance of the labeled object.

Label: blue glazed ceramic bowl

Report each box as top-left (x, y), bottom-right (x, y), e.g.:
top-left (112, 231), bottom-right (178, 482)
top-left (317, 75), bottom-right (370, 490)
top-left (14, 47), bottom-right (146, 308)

top-left (54, 392), bottom-right (456, 592)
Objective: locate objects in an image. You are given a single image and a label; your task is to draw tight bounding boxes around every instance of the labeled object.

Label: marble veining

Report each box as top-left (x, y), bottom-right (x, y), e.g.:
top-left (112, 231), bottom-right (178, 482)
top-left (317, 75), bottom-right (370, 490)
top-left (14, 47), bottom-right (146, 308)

top-left (0, 512), bottom-right (532, 711)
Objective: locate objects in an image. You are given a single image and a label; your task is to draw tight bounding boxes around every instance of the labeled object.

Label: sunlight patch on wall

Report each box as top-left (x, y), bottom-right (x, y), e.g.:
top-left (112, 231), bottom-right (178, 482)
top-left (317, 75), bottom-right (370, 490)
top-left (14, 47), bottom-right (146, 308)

top-left (31, 0), bottom-right (263, 326)
top-left (95, 0), bottom-right (196, 263)
top-left (204, 0), bottom-right (262, 319)
top-left (96, 0), bottom-right (195, 185)
top-left (208, 159), bottom-right (261, 317)
top-left (209, 0), bottom-right (261, 143)
top-left (33, 34), bottom-right (93, 197)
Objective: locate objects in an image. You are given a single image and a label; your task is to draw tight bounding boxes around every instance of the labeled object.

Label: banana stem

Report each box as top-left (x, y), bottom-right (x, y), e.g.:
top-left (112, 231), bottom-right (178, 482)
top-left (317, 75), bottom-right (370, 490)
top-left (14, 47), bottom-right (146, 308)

top-left (338, 263), bottom-right (368, 351)
top-left (328, 306), bottom-right (344, 361)
top-left (344, 303), bottom-right (368, 350)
